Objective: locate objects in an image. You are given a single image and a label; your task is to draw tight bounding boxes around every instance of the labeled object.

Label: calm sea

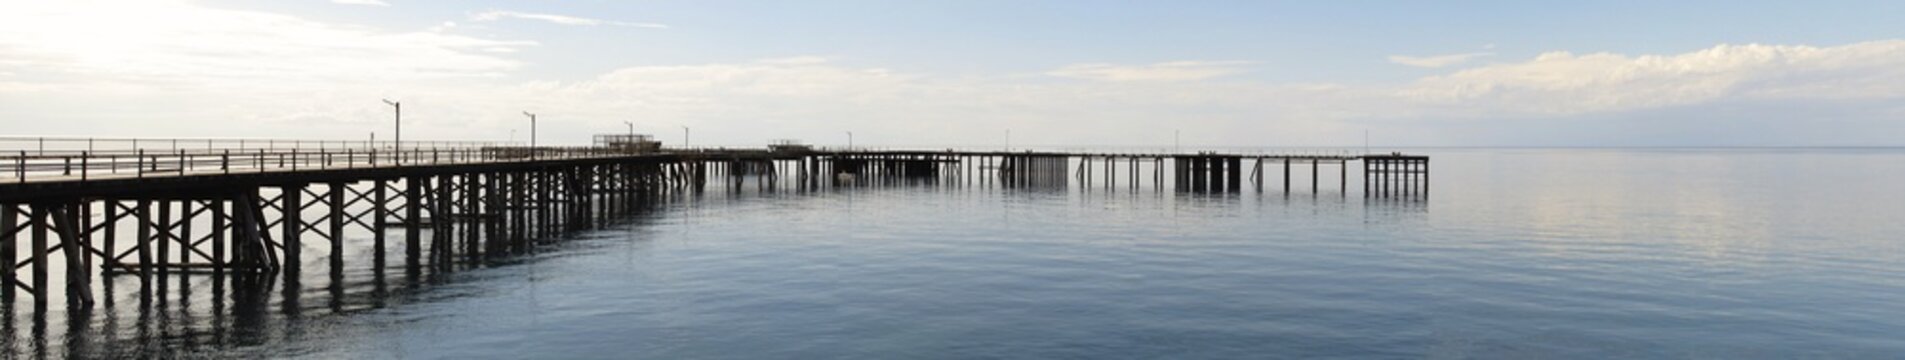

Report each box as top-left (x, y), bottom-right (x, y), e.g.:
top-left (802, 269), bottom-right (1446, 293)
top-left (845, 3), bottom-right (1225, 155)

top-left (13, 148), bottom-right (1905, 358)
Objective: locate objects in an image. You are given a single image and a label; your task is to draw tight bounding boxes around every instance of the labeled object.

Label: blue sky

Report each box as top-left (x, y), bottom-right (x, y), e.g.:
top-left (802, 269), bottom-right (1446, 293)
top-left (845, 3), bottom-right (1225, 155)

top-left (3, 1), bottom-right (1904, 147)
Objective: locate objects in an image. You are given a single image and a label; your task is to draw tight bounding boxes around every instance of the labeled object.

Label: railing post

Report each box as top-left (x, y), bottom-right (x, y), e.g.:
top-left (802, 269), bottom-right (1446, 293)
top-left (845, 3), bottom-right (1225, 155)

top-left (80, 152), bottom-right (88, 181)
top-left (222, 150), bottom-right (230, 173)
top-left (178, 149), bottom-right (186, 175)
top-left (63, 156), bottom-right (71, 176)
top-left (136, 149), bottom-right (144, 178)
top-left (16, 151), bottom-right (25, 182)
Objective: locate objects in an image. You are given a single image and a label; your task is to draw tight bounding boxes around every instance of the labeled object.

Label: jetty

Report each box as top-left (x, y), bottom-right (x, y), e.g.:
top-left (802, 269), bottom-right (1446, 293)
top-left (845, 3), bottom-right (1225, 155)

top-left (0, 136), bottom-right (1427, 309)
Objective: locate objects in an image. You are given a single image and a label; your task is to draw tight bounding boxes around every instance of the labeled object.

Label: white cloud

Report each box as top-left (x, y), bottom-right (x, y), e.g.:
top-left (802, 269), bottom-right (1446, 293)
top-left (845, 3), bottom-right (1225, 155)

top-left (470, 10), bottom-right (668, 29)
top-left (1401, 41), bottom-right (1905, 115)
top-left (0, 0), bottom-right (537, 138)
top-left (1046, 61), bottom-right (1254, 82)
top-left (1388, 52), bottom-right (1492, 68)
top-left (756, 56), bottom-right (831, 66)
top-left (0, 1), bottom-right (532, 86)
top-left (330, 0), bottom-right (390, 6)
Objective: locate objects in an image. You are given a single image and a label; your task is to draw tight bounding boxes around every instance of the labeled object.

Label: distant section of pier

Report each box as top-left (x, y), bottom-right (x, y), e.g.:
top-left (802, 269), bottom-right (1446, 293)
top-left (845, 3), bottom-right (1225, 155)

top-left (0, 135), bottom-right (1427, 310)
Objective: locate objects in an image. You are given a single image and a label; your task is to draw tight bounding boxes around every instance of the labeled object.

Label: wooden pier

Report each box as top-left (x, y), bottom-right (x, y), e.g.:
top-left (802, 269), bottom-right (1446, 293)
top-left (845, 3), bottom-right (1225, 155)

top-left (0, 138), bottom-right (1427, 311)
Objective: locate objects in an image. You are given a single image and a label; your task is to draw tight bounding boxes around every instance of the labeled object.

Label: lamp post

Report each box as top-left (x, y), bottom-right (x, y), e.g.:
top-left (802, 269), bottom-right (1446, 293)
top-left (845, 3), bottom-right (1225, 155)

top-left (624, 121), bottom-right (635, 138)
top-left (522, 112), bottom-right (537, 147)
top-left (383, 99), bottom-right (399, 163)
top-left (680, 126), bottom-right (690, 149)
top-left (846, 131), bottom-right (853, 150)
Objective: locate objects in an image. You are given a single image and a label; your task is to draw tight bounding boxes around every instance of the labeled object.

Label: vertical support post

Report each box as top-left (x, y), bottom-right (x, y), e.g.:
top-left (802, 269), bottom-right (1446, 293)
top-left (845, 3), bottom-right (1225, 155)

top-left (484, 172), bottom-right (502, 256)
top-left (0, 204), bottom-right (15, 300)
top-left (80, 201), bottom-right (92, 273)
top-left (462, 174), bottom-right (480, 259)
top-left (282, 184), bottom-right (303, 275)
top-left (512, 172), bottom-right (526, 253)
top-left (1312, 158), bottom-right (1319, 194)
top-left (1226, 157), bottom-right (1242, 193)
top-left (1254, 158), bottom-right (1264, 193)
top-left (374, 179), bottom-right (388, 265)
top-left (179, 201), bottom-right (192, 270)
top-left (541, 170), bottom-right (554, 239)
top-left (329, 182), bottom-right (346, 273)
top-left (229, 191), bottom-right (256, 271)
top-left (137, 200), bottom-right (151, 278)
top-left (103, 200), bottom-right (116, 275)
top-left (30, 205), bottom-right (48, 302)
top-left (1282, 159), bottom-right (1291, 195)
top-left (1189, 157), bottom-right (1206, 193)
top-left (1204, 157), bottom-right (1221, 192)
top-left (56, 202), bottom-right (93, 306)
top-left (1383, 159), bottom-right (1393, 197)
top-left (157, 200), bottom-right (170, 275)
top-left (212, 199), bottom-right (226, 272)
top-left (1382, 158), bottom-right (1389, 197)
top-left (404, 176), bottom-right (422, 266)
top-left (433, 175), bottom-right (453, 267)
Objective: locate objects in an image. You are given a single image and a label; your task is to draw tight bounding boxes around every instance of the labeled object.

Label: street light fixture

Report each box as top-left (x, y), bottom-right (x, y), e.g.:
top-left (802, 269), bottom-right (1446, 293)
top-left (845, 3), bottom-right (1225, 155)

top-left (383, 99), bottom-right (399, 163)
top-left (523, 111), bottom-right (537, 154)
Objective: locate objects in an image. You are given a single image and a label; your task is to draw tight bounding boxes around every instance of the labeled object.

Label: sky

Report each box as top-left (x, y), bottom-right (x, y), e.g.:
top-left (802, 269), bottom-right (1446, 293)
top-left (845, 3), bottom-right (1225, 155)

top-left (2, 0), bottom-right (1903, 148)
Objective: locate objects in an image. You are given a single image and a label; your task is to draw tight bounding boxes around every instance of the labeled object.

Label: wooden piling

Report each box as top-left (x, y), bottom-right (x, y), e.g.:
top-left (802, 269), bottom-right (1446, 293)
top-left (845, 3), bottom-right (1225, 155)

top-left (374, 179), bottom-right (387, 266)
top-left (329, 182), bottom-right (345, 272)
top-left (281, 185), bottom-right (302, 275)
top-left (1282, 159), bottom-right (1291, 195)
top-left (212, 199), bottom-right (226, 273)
top-left (157, 200), bottom-right (170, 275)
top-left (1226, 157), bottom-right (1242, 192)
top-left (31, 204), bottom-right (48, 302)
top-left (54, 202), bottom-right (92, 306)
top-left (404, 176), bottom-right (422, 266)
top-left (1, 204), bottom-right (15, 300)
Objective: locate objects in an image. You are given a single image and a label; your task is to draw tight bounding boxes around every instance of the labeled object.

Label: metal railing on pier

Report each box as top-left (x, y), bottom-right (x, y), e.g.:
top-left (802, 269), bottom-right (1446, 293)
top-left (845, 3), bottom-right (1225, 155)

top-left (0, 136), bottom-right (663, 183)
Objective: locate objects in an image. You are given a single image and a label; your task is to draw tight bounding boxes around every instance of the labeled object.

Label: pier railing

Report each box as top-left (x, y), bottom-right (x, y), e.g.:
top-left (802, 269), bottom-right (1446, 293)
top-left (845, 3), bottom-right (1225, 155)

top-left (0, 136), bottom-right (659, 183)
top-left (0, 136), bottom-right (505, 153)
top-left (0, 136), bottom-right (1382, 184)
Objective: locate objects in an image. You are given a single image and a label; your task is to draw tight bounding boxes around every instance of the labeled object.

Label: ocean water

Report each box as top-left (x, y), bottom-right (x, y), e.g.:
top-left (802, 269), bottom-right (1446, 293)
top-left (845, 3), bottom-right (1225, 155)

top-left (15, 148), bottom-right (1905, 358)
